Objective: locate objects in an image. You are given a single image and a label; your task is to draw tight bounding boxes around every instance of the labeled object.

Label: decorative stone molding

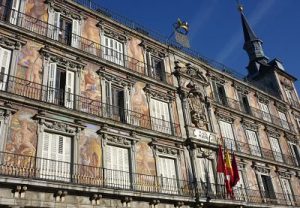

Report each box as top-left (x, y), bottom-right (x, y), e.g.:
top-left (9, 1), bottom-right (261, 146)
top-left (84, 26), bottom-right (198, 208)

top-left (97, 20), bottom-right (129, 42)
top-left (256, 92), bottom-right (270, 104)
top-left (47, 1), bottom-right (83, 20)
top-left (40, 46), bottom-right (85, 71)
top-left (195, 147), bottom-right (213, 159)
top-left (276, 167), bottom-right (292, 179)
top-left (54, 190), bottom-right (68, 202)
top-left (121, 196), bottom-right (133, 207)
top-left (150, 140), bottom-right (181, 156)
top-left (139, 40), bottom-right (166, 57)
top-left (34, 111), bottom-right (85, 135)
top-left (237, 159), bottom-right (247, 170)
top-left (215, 110), bottom-right (235, 123)
top-left (12, 185), bottom-right (27, 199)
top-left (0, 33), bottom-right (26, 50)
top-left (275, 102), bottom-right (288, 112)
top-left (233, 82), bottom-right (250, 95)
top-left (105, 134), bottom-right (131, 146)
top-left (285, 133), bottom-right (298, 144)
top-left (0, 102), bottom-right (17, 122)
top-left (265, 126), bottom-right (281, 138)
top-left (241, 118), bottom-right (258, 131)
top-left (90, 194), bottom-right (102, 205)
top-left (252, 162), bottom-right (271, 175)
top-left (97, 66), bottom-right (135, 87)
top-left (207, 72), bottom-right (226, 84)
top-left (280, 79), bottom-right (293, 90)
top-left (98, 127), bottom-right (137, 147)
top-left (143, 84), bottom-right (175, 102)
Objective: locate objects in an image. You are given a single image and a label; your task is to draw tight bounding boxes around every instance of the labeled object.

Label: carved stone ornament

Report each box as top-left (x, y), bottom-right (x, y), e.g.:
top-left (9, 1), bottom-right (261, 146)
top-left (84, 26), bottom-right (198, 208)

top-left (275, 102), bottom-right (287, 113)
top-left (0, 33), bottom-right (26, 50)
top-left (97, 66), bottom-right (135, 87)
top-left (242, 119), bottom-right (258, 131)
top-left (234, 82), bottom-right (250, 95)
top-left (48, 2), bottom-right (82, 20)
top-left (143, 84), bottom-right (175, 102)
top-left (276, 167), bottom-right (292, 179)
top-left (186, 81), bottom-right (207, 128)
top-left (105, 134), bottom-right (131, 146)
top-left (150, 141), bottom-right (181, 156)
top-left (215, 110), bottom-right (234, 123)
top-left (139, 40), bottom-right (166, 57)
top-left (97, 20), bottom-right (129, 42)
top-left (252, 162), bottom-right (270, 174)
top-left (265, 126), bottom-right (281, 138)
top-left (40, 46), bottom-right (85, 71)
top-left (256, 92), bottom-right (270, 104)
top-left (285, 133), bottom-right (298, 144)
top-left (34, 111), bottom-right (85, 135)
top-left (209, 72), bottom-right (226, 85)
top-left (196, 147), bottom-right (213, 159)
top-left (0, 102), bottom-right (17, 122)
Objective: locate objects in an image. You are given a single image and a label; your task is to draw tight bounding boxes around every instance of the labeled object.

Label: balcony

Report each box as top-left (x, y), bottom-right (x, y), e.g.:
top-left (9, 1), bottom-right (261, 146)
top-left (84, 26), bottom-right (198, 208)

top-left (0, 74), bottom-right (181, 136)
top-left (0, 151), bottom-right (299, 206)
top-left (0, 5), bottom-right (172, 84)
top-left (214, 96), bottom-right (296, 132)
top-left (224, 137), bottom-right (298, 167)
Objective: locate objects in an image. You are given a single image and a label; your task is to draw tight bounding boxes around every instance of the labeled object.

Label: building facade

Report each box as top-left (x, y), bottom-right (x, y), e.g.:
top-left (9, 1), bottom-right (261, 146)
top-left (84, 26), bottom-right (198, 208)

top-left (0, 0), bottom-right (299, 207)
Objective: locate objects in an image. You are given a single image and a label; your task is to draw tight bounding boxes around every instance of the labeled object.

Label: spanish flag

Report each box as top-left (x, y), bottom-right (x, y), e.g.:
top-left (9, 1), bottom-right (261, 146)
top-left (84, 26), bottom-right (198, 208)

top-left (224, 149), bottom-right (234, 196)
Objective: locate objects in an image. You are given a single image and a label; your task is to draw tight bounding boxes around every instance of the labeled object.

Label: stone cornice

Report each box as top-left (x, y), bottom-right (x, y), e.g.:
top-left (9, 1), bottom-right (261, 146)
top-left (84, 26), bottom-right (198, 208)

top-left (0, 33), bottom-right (26, 50)
top-left (150, 139), bottom-right (182, 156)
top-left (143, 84), bottom-right (175, 102)
top-left (0, 102), bottom-right (17, 121)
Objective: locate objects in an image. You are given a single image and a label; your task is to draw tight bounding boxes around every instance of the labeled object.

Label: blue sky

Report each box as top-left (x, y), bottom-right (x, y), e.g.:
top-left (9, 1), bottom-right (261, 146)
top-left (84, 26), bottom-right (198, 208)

top-left (96, 0), bottom-right (300, 91)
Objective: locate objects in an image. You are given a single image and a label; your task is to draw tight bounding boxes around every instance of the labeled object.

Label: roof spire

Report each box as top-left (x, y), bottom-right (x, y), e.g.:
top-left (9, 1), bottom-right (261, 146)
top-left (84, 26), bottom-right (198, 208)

top-left (238, 2), bottom-right (268, 77)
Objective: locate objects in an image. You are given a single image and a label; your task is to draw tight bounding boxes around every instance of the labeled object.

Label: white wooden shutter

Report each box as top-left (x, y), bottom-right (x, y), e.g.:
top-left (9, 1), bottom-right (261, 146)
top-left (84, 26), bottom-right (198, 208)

top-left (40, 132), bottom-right (50, 178)
top-left (246, 130), bottom-right (261, 156)
top-left (280, 178), bottom-right (293, 204)
top-left (117, 41), bottom-right (124, 66)
top-left (10, 0), bottom-right (20, 25)
top-left (47, 63), bottom-right (57, 103)
top-left (278, 111), bottom-right (289, 129)
top-left (124, 86), bottom-right (131, 124)
top-left (158, 157), bottom-right (177, 194)
top-left (65, 70), bottom-right (75, 109)
top-left (71, 19), bottom-right (80, 48)
top-left (0, 48), bottom-right (12, 91)
top-left (259, 102), bottom-right (272, 122)
top-left (219, 121), bottom-right (236, 150)
top-left (269, 137), bottom-right (283, 162)
top-left (48, 12), bottom-right (60, 40)
top-left (150, 99), bottom-right (171, 134)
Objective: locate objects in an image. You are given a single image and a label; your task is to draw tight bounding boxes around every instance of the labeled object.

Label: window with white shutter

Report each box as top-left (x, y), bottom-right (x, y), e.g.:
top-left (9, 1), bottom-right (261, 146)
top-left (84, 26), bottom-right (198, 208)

top-left (0, 47), bottom-right (12, 91)
top-left (288, 142), bottom-right (300, 166)
top-left (102, 36), bottom-right (124, 66)
top-left (64, 70), bottom-right (75, 109)
top-left (280, 178), bottom-right (294, 205)
top-left (105, 145), bottom-right (130, 189)
top-left (245, 129), bottom-right (261, 156)
top-left (219, 120), bottom-right (236, 150)
top-left (150, 98), bottom-right (171, 134)
top-left (278, 111), bottom-right (289, 130)
top-left (259, 102), bottom-right (272, 123)
top-left (269, 137), bottom-right (283, 162)
top-left (9, 0), bottom-right (20, 25)
top-left (48, 11), bottom-right (60, 40)
top-left (40, 132), bottom-right (71, 182)
top-left (158, 157), bottom-right (178, 194)
top-left (195, 158), bottom-right (216, 194)
top-left (71, 19), bottom-right (80, 48)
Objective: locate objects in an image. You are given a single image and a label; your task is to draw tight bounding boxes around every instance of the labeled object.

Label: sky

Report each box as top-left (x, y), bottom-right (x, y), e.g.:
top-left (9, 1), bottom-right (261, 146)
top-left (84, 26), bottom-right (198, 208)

top-left (95, 0), bottom-right (300, 91)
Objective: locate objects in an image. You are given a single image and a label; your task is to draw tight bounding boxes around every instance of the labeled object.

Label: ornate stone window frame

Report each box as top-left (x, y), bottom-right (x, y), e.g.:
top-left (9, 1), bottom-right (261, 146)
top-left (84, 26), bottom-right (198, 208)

top-left (252, 162), bottom-right (277, 195)
top-left (276, 167), bottom-right (292, 180)
top-left (265, 126), bottom-right (281, 138)
top-left (256, 92), bottom-right (270, 105)
top-left (215, 110), bottom-right (235, 124)
top-left (47, 0), bottom-right (83, 21)
top-left (97, 126), bottom-right (138, 174)
top-left (233, 82), bottom-right (250, 95)
top-left (34, 111), bottom-right (85, 165)
top-left (150, 140), bottom-right (182, 180)
top-left (0, 102), bottom-right (17, 151)
top-left (242, 119), bottom-right (259, 131)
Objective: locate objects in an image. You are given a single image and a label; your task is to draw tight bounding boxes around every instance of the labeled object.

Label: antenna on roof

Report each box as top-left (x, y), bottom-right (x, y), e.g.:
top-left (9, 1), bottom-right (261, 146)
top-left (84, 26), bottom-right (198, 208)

top-left (236, 0), bottom-right (244, 13)
top-left (168, 18), bottom-right (190, 48)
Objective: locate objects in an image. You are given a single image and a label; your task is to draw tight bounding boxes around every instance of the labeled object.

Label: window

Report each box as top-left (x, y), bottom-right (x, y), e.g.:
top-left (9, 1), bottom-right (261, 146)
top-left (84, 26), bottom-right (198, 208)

top-left (245, 129), bottom-right (261, 156)
top-left (269, 137), bottom-right (283, 162)
top-left (212, 81), bottom-right (227, 106)
top-left (280, 178), bottom-right (294, 205)
top-left (48, 11), bottom-right (80, 47)
top-left (40, 132), bottom-right (71, 182)
top-left (260, 175), bottom-right (276, 200)
top-left (233, 170), bottom-right (247, 201)
top-left (105, 145), bottom-right (130, 189)
top-left (285, 89), bottom-right (294, 104)
top-left (46, 63), bottom-right (75, 109)
top-left (288, 142), bottom-right (300, 166)
top-left (150, 98), bottom-right (171, 134)
top-left (258, 102), bottom-right (272, 122)
top-left (237, 92), bottom-right (251, 115)
top-left (147, 53), bottom-right (165, 82)
top-left (219, 120), bottom-right (236, 150)
top-left (157, 157), bottom-right (178, 194)
top-left (9, 0), bottom-right (20, 25)
top-left (195, 158), bottom-right (216, 194)
top-left (102, 36), bottom-right (124, 66)
top-left (0, 47), bottom-right (12, 91)
top-left (278, 111), bottom-right (289, 130)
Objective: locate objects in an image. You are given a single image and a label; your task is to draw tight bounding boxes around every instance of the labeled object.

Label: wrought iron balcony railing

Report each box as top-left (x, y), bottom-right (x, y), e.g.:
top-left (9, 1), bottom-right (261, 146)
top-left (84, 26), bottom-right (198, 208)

top-left (0, 74), bottom-right (181, 136)
top-left (0, 5), bottom-right (172, 84)
top-left (223, 137), bottom-right (299, 167)
top-left (214, 96), bottom-right (295, 132)
top-left (0, 151), bottom-right (299, 206)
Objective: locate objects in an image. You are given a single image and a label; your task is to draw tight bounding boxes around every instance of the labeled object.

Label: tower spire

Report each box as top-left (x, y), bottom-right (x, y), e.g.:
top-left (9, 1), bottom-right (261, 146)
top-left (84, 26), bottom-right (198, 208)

top-left (238, 3), bottom-right (268, 77)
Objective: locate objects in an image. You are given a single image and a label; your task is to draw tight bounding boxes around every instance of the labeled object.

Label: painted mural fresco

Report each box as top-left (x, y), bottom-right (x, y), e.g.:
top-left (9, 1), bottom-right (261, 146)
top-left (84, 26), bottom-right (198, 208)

top-left (127, 37), bottom-right (145, 74)
top-left (81, 17), bottom-right (100, 55)
top-left (78, 124), bottom-right (102, 184)
top-left (135, 141), bottom-right (156, 175)
top-left (25, 0), bottom-right (48, 21)
top-left (130, 82), bottom-right (150, 128)
top-left (4, 108), bottom-right (37, 172)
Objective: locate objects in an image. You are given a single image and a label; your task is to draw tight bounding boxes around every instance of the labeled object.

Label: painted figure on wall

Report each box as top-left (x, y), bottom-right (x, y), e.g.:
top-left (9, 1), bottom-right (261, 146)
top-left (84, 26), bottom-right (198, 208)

top-left (136, 141), bottom-right (156, 175)
top-left (131, 82), bottom-right (149, 128)
top-left (5, 108), bottom-right (37, 169)
top-left (127, 38), bottom-right (145, 74)
top-left (25, 0), bottom-right (48, 21)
